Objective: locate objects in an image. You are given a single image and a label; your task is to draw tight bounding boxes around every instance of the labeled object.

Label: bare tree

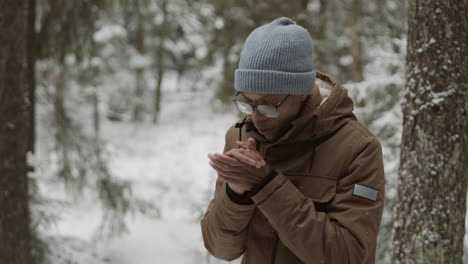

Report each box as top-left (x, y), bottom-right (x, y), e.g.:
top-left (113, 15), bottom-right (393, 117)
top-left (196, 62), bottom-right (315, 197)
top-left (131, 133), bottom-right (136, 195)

top-left (0, 0), bottom-right (35, 262)
top-left (392, 1), bottom-right (468, 263)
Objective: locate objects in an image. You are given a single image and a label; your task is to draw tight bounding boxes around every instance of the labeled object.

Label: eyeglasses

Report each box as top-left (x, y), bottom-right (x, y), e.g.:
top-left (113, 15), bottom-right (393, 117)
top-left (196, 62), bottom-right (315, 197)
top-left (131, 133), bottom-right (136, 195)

top-left (231, 91), bottom-right (290, 118)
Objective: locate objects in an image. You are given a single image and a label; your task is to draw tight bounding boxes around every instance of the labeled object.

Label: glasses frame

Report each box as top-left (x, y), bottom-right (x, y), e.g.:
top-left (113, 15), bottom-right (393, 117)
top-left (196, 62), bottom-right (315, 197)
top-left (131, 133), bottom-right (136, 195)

top-left (231, 91), bottom-right (290, 118)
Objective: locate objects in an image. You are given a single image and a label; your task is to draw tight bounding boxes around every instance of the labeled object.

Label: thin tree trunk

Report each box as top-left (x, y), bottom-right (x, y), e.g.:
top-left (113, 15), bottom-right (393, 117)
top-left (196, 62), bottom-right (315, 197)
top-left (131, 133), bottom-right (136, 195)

top-left (54, 64), bottom-right (72, 179)
top-left (392, 1), bottom-right (468, 263)
top-left (311, 0), bottom-right (328, 72)
top-left (90, 41), bottom-right (100, 140)
top-left (93, 85), bottom-right (100, 139)
top-left (348, 0), bottom-right (364, 82)
top-left (28, 0), bottom-right (36, 156)
top-left (215, 44), bottom-right (235, 103)
top-left (175, 70), bottom-right (182, 92)
top-left (317, 0), bottom-right (327, 40)
top-left (134, 68), bottom-right (145, 122)
top-left (133, 10), bottom-right (145, 122)
top-left (0, 0), bottom-right (35, 262)
top-left (153, 0), bottom-right (168, 124)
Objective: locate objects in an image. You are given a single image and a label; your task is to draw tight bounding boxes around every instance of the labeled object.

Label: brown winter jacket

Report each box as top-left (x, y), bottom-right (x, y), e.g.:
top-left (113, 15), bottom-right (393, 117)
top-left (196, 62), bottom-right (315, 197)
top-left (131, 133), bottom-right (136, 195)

top-left (201, 71), bottom-right (385, 264)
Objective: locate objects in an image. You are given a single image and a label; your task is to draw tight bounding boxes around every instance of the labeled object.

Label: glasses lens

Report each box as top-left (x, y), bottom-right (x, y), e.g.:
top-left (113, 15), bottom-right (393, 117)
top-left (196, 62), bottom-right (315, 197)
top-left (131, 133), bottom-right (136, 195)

top-left (234, 100), bottom-right (253, 115)
top-left (257, 105), bottom-right (279, 118)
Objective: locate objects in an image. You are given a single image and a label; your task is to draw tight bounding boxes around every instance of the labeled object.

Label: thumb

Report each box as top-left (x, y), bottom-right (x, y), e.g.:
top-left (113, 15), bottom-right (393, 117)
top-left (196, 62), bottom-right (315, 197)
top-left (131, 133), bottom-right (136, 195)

top-left (247, 137), bottom-right (257, 150)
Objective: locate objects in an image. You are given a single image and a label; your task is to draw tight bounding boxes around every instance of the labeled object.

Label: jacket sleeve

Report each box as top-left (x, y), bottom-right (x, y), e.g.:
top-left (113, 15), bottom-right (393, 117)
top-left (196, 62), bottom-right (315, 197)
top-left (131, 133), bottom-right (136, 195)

top-left (250, 136), bottom-right (385, 264)
top-left (200, 128), bottom-right (256, 261)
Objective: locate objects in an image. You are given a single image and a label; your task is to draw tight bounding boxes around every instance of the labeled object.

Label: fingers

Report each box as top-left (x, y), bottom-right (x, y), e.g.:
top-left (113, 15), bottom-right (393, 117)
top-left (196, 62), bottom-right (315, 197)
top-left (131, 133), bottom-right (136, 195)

top-left (209, 137), bottom-right (265, 169)
top-left (226, 149), bottom-right (263, 168)
top-left (209, 161), bottom-right (262, 186)
top-left (228, 150), bottom-right (265, 168)
top-left (208, 153), bottom-right (243, 168)
top-left (236, 141), bottom-right (254, 150)
top-left (236, 137), bottom-right (257, 151)
top-left (234, 148), bottom-right (265, 167)
top-left (248, 137), bottom-right (257, 149)
top-left (230, 148), bottom-right (263, 162)
top-left (209, 151), bottom-right (260, 172)
top-left (209, 156), bottom-right (242, 173)
top-left (208, 151), bottom-right (265, 189)
top-left (234, 138), bottom-right (263, 167)
top-left (209, 159), bottom-right (237, 175)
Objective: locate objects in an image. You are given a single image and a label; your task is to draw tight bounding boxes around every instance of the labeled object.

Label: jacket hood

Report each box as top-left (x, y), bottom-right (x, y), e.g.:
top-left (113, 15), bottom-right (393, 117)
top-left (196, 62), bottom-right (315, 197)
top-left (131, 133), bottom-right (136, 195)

top-left (310, 71), bottom-right (357, 142)
top-left (237, 71), bottom-right (356, 160)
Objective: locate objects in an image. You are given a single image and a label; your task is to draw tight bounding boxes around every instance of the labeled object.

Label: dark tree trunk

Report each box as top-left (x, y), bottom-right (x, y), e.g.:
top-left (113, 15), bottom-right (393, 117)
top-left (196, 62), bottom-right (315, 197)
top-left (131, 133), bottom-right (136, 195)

top-left (153, 0), bottom-right (168, 124)
top-left (93, 84), bottom-right (100, 138)
top-left (392, 1), bottom-right (468, 263)
top-left (314, 0), bottom-right (328, 71)
top-left (133, 10), bottom-right (146, 122)
top-left (348, 0), bottom-right (364, 82)
top-left (54, 64), bottom-right (72, 179)
top-left (0, 0), bottom-right (35, 263)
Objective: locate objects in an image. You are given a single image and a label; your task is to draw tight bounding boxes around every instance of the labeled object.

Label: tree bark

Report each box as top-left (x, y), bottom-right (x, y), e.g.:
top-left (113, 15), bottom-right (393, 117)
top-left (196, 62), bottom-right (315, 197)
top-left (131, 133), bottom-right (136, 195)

top-left (54, 64), bottom-right (72, 179)
top-left (153, 0), bottom-right (168, 124)
top-left (0, 0), bottom-right (35, 262)
top-left (392, 1), bottom-right (468, 263)
top-left (314, 0), bottom-right (328, 71)
top-left (133, 9), bottom-right (146, 122)
top-left (348, 0), bottom-right (364, 82)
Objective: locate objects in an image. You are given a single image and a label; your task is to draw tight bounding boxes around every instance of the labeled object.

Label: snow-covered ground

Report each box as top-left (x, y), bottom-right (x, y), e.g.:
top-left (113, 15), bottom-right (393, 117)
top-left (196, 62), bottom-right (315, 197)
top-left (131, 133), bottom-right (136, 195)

top-left (36, 90), bottom-right (242, 263)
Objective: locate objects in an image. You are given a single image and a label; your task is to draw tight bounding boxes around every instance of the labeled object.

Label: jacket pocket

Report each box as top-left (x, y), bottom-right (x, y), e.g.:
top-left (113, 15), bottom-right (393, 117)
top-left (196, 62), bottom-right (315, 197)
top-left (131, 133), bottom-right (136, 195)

top-left (284, 174), bottom-right (337, 203)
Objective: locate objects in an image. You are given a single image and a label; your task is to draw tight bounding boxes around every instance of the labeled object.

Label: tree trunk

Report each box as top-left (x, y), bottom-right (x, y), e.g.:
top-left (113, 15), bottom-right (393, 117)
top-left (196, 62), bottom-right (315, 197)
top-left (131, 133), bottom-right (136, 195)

top-left (0, 0), bottom-right (35, 262)
top-left (317, 0), bottom-right (327, 39)
top-left (153, 0), bottom-right (168, 124)
top-left (93, 84), bottom-right (100, 139)
top-left (133, 68), bottom-right (145, 122)
top-left (310, 0), bottom-right (328, 72)
top-left (54, 64), bottom-right (72, 179)
top-left (392, 1), bottom-right (468, 263)
top-left (133, 10), bottom-right (145, 122)
top-left (348, 0), bottom-right (364, 82)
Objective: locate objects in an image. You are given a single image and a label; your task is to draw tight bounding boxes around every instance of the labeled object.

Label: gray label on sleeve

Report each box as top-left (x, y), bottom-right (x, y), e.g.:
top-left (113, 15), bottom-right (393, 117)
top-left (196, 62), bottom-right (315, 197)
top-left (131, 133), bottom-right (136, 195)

top-left (353, 184), bottom-right (378, 202)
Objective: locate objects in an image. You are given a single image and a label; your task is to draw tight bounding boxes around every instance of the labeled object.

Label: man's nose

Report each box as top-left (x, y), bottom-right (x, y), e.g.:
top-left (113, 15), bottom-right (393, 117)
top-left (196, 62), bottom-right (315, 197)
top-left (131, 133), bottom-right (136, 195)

top-left (252, 108), bottom-right (268, 121)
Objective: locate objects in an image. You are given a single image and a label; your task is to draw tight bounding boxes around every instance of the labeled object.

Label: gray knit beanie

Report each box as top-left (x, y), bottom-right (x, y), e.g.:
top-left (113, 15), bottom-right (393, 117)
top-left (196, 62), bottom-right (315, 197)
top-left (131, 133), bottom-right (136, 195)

top-left (234, 17), bottom-right (316, 95)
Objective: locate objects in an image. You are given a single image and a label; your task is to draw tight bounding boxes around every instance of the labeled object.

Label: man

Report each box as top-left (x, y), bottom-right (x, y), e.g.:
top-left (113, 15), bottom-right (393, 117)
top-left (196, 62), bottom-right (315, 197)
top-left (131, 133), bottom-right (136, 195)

top-left (201, 17), bottom-right (385, 264)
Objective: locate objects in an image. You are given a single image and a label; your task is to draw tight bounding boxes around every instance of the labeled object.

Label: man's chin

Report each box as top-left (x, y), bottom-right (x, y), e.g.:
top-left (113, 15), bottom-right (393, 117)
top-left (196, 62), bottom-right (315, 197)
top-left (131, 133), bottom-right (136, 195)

top-left (262, 130), bottom-right (276, 141)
